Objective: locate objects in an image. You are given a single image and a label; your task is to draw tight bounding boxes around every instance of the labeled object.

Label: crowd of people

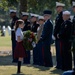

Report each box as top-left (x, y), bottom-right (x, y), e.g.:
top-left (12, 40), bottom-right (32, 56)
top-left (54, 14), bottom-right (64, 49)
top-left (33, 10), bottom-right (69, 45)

top-left (9, 1), bottom-right (75, 74)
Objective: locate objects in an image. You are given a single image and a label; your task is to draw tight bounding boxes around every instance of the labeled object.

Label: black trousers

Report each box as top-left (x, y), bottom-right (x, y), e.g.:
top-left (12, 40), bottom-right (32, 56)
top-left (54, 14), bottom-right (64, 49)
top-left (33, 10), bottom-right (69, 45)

top-left (61, 40), bottom-right (72, 71)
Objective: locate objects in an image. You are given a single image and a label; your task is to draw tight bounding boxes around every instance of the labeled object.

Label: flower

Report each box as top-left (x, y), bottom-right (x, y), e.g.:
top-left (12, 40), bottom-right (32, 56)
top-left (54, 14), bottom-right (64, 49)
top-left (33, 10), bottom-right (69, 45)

top-left (23, 30), bottom-right (36, 50)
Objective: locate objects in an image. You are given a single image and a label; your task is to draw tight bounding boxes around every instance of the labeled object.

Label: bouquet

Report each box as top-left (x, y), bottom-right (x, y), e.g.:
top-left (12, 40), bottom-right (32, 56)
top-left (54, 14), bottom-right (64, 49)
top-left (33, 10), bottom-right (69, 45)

top-left (23, 30), bottom-right (36, 50)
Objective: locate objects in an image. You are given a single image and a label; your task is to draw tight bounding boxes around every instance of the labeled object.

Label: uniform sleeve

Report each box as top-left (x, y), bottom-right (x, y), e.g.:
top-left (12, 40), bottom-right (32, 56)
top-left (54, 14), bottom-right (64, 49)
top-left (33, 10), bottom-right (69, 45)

top-left (41, 21), bottom-right (53, 41)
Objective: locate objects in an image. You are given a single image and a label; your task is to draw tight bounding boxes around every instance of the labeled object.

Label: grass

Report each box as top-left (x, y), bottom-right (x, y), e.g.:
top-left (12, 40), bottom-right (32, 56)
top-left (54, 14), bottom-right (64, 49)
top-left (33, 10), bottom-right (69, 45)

top-left (0, 30), bottom-right (64, 75)
top-left (0, 36), bottom-right (11, 47)
top-left (0, 55), bottom-right (63, 75)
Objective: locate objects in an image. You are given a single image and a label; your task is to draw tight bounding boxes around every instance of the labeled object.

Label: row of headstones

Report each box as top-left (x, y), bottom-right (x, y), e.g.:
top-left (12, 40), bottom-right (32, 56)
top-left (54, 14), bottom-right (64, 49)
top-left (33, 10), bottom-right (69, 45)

top-left (0, 26), bottom-right (11, 36)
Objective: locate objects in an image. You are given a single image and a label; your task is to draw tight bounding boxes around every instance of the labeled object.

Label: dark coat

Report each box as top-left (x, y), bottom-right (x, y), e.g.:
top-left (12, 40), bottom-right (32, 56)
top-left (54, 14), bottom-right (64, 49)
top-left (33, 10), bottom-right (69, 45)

top-left (72, 15), bottom-right (75, 35)
top-left (54, 11), bottom-right (64, 39)
top-left (11, 16), bottom-right (19, 40)
top-left (59, 20), bottom-right (72, 41)
top-left (22, 19), bottom-right (31, 31)
top-left (31, 21), bottom-right (39, 33)
top-left (40, 19), bottom-right (53, 67)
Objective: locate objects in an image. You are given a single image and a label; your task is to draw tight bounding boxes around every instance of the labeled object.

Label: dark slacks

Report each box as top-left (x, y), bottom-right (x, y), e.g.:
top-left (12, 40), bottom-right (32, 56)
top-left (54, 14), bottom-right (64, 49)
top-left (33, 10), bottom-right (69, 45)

top-left (43, 40), bottom-right (53, 67)
top-left (23, 50), bottom-right (30, 64)
top-left (12, 40), bottom-right (18, 62)
top-left (61, 40), bottom-right (72, 71)
top-left (55, 39), bottom-right (62, 68)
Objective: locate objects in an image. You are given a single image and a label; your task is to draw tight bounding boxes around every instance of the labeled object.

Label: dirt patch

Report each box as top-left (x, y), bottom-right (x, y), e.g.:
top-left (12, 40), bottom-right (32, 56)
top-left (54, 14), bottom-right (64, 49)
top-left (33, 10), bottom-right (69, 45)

top-left (0, 47), bottom-right (12, 51)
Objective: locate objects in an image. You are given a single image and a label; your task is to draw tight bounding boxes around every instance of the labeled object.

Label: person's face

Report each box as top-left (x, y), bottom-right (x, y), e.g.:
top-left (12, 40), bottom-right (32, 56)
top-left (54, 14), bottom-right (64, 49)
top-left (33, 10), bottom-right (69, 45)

top-left (44, 14), bottom-right (51, 21)
top-left (30, 17), bottom-right (37, 22)
top-left (73, 7), bottom-right (75, 13)
top-left (19, 23), bottom-right (24, 29)
top-left (10, 13), bottom-right (16, 18)
top-left (63, 14), bottom-right (70, 21)
top-left (56, 6), bottom-right (63, 13)
top-left (38, 19), bottom-right (44, 25)
top-left (21, 15), bottom-right (28, 21)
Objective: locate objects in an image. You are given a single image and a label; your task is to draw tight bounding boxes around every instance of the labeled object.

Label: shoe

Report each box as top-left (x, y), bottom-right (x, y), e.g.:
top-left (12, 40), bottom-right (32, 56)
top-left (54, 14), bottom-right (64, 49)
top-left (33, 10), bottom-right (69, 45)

top-left (55, 66), bottom-right (61, 69)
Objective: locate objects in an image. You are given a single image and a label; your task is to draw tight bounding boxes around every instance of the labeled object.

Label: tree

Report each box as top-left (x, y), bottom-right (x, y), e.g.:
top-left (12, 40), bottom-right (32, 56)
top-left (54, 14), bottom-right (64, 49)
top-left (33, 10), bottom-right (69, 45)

top-left (19, 0), bottom-right (27, 12)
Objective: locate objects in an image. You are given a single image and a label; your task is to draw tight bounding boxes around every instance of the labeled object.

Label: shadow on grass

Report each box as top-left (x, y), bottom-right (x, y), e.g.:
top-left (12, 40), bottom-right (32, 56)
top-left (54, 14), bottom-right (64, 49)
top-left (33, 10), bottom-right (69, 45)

top-left (12, 73), bottom-right (32, 75)
top-left (50, 68), bottom-right (63, 75)
top-left (0, 55), bottom-right (16, 66)
top-left (24, 56), bottom-right (56, 71)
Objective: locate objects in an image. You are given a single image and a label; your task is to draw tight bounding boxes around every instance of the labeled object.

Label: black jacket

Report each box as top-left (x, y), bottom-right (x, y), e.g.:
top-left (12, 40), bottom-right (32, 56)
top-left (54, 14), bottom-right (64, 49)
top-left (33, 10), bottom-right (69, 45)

top-left (31, 21), bottom-right (39, 33)
top-left (54, 11), bottom-right (64, 39)
top-left (11, 16), bottom-right (19, 40)
top-left (59, 20), bottom-right (72, 41)
top-left (22, 19), bottom-right (31, 31)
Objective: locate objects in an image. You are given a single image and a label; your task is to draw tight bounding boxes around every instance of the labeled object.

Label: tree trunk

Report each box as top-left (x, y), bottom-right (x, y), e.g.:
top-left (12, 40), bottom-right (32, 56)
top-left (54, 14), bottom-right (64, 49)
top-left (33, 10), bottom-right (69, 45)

top-left (20, 0), bottom-right (27, 12)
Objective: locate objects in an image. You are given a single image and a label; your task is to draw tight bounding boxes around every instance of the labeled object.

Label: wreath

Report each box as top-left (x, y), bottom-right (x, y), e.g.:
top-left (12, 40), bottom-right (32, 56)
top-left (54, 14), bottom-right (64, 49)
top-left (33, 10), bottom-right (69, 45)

top-left (23, 30), bottom-right (36, 50)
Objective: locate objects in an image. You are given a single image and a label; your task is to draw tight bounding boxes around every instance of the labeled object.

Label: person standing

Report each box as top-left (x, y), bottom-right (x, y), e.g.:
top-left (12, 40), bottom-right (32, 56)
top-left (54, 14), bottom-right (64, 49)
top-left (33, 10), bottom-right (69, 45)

top-left (54, 2), bottom-right (65, 69)
top-left (21, 12), bottom-right (31, 31)
top-left (39, 10), bottom-right (53, 67)
top-left (72, 1), bottom-right (75, 69)
top-left (30, 13), bottom-right (39, 33)
top-left (59, 11), bottom-right (72, 71)
top-left (14, 19), bottom-right (27, 73)
top-left (10, 10), bottom-right (19, 62)
top-left (30, 13), bottom-right (39, 65)
top-left (33, 16), bottom-right (45, 66)
top-left (37, 16), bottom-right (45, 42)
top-left (21, 12), bottom-right (31, 64)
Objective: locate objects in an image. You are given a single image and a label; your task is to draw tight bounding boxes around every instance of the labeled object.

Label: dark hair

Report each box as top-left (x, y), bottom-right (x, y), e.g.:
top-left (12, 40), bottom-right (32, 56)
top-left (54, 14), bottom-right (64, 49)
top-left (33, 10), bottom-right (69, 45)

top-left (15, 19), bottom-right (24, 31)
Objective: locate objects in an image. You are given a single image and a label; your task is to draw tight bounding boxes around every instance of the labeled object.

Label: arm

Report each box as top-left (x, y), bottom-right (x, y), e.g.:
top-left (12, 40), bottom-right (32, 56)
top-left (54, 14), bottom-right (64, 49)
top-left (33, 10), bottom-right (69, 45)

top-left (17, 36), bottom-right (22, 42)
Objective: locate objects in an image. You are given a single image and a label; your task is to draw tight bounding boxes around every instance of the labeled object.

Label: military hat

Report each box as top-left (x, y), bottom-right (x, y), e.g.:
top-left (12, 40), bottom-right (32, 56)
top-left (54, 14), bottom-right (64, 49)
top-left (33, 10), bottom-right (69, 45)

top-left (63, 11), bottom-right (71, 15)
top-left (38, 16), bottom-right (44, 20)
top-left (30, 13), bottom-right (39, 17)
top-left (43, 10), bottom-right (52, 15)
top-left (21, 12), bottom-right (29, 16)
top-left (56, 2), bottom-right (65, 7)
top-left (9, 9), bottom-right (17, 13)
top-left (72, 1), bottom-right (75, 7)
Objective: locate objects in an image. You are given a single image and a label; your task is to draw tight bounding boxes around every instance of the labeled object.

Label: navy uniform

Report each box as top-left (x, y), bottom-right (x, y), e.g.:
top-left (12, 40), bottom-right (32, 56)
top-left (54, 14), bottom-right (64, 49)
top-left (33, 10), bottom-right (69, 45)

top-left (59, 11), bottom-right (72, 71)
top-left (10, 10), bottom-right (19, 62)
top-left (21, 12), bottom-right (31, 64)
top-left (34, 16), bottom-right (44, 66)
top-left (54, 2), bottom-right (65, 69)
top-left (72, 2), bottom-right (75, 68)
top-left (30, 13), bottom-right (39, 33)
top-left (30, 13), bottom-right (39, 65)
top-left (39, 10), bottom-right (53, 67)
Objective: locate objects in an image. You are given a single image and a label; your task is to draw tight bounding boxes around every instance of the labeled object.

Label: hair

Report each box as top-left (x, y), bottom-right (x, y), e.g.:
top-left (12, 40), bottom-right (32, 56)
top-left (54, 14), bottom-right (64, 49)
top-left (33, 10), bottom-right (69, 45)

top-left (15, 19), bottom-right (24, 31)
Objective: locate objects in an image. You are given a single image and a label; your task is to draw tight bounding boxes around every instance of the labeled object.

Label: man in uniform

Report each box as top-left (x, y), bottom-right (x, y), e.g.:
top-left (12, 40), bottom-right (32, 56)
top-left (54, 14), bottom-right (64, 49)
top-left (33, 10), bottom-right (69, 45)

top-left (33, 16), bottom-right (45, 66)
top-left (30, 13), bottom-right (39, 65)
top-left (39, 10), bottom-right (53, 67)
top-left (21, 12), bottom-right (31, 31)
top-left (54, 2), bottom-right (65, 69)
top-left (21, 12), bottom-right (31, 64)
top-left (10, 10), bottom-right (19, 62)
top-left (72, 1), bottom-right (75, 69)
top-left (59, 11), bottom-right (72, 71)
top-left (30, 13), bottom-right (39, 33)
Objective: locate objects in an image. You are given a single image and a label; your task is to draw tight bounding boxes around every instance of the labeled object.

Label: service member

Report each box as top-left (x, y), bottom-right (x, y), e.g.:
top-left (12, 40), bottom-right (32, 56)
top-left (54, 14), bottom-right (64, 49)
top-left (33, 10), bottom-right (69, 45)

top-left (30, 13), bottom-right (39, 33)
top-left (59, 11), bottom-right (72, 71)
top-left (21, 12), bottom-right (31, 64)
top-left (72, 1), bottom-right (75, 68)
top-left (54, 2), bottom-right (65, 69)
top-left (10, 10), bottom-right (19, 62)
top-left (39, 10), bottom-right (53, 67)
top-left (21, 12), bottom-right (31, 31)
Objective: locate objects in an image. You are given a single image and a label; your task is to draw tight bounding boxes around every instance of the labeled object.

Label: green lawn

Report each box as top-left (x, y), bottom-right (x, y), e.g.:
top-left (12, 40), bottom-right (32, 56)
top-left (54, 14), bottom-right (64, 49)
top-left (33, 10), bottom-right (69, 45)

top-left (0, 36), bottom-right (11, 47)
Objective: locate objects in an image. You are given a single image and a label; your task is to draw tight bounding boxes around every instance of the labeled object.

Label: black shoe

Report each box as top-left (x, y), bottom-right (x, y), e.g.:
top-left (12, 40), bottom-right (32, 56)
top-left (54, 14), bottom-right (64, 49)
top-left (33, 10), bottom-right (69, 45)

top-left (55, 66), bottom-right (61, 69)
